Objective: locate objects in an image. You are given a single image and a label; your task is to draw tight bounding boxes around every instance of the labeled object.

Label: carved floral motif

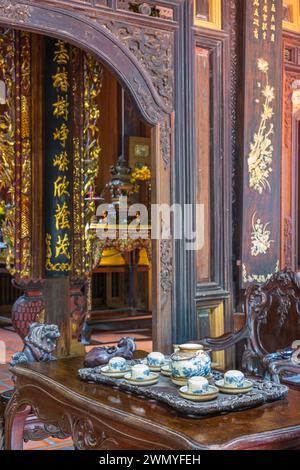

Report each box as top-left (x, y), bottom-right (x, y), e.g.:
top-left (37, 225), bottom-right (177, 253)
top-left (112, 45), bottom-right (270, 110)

top-left (160, 117), bottom-right (171, 169)
top-left (250, 212), bottom-right (273, 257)
top-left (0, 0), bottom-right (31, 23)
top-left (72, 417), bottom-right (119, 450)
top-left (160, 239), bottom-right (172, 298)
top-left (248, 58), bottom-right (275, 194)
top-left (81, 52), bottom-right (103, 274)
top-left (0, 28), bottom-right (15, 274)
top-left (283, 216), bottom-right (293, 269)
top-left (100, 20), bottom-right (174, 111)
top-left (132, 76), bottom-right (161, 122)
top-left (242, 260), bottom-right (279, 285)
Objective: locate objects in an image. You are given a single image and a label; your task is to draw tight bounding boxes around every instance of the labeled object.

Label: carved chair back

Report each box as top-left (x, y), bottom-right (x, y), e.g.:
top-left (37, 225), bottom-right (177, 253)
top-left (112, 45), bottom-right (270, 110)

top-left (245, 269), bottom-right (300, 360)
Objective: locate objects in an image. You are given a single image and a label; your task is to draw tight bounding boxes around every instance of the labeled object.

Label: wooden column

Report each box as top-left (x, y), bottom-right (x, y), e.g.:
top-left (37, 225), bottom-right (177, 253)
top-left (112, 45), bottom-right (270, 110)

top-left (44, 277), bottom-right (70, 357)
top-left (43, 38), bottom-right (85, 356)
top-left (152, 116), bottom-right (173, 354)
top-left (240, 0), bottom-right (282, 287)
top-left (31, 34), bottom-right (44, 280)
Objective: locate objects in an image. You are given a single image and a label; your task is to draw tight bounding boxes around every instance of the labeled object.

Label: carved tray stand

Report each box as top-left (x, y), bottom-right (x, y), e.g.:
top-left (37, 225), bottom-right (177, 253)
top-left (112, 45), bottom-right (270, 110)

top-left (78, 366), bottom-right (288, 418)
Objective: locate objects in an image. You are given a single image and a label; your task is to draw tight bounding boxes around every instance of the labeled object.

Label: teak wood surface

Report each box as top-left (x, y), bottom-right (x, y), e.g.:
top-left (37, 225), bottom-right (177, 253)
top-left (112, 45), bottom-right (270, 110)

top-left (4, 357), bottom-right (300, 450)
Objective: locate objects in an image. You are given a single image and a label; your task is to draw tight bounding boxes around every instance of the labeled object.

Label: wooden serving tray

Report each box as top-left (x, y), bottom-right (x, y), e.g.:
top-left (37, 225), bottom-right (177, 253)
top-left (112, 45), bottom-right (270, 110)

top-left (78, 366), bottom-right (288, 418)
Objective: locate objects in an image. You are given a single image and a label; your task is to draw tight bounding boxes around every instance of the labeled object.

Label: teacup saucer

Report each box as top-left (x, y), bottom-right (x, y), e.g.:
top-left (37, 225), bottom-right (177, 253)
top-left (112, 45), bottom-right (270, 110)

top-left (149, 365), bottom-right (162, 372)
top-left (100, 365), bottom-right (130, 378)
top-left (171, 374), bottom-right (213, 387)
top-left (161, 365), bottom-right (172, 377)
top-left (215, 379), bottom-right (253, 394)
top-left (140, 359), bottom-right (164, 372)
top-left (124, 372), bottom-right (159, 386)
top-left (179, 385), bottom-right (219, 402)
top-left (171, 376), bottom-right (188, 386)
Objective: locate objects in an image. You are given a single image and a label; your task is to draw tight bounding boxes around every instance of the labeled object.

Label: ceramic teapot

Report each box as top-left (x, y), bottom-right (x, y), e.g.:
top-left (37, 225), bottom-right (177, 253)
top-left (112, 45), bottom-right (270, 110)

top-left (170, 343), bottom-right (211, 379)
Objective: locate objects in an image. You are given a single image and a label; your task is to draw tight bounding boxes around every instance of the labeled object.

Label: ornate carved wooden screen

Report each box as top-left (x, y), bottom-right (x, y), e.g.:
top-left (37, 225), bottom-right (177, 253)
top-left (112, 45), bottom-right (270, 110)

top-left (241, 0), bottom-right (282, 288)
top-left (0, 29), bottom-right (32, 280)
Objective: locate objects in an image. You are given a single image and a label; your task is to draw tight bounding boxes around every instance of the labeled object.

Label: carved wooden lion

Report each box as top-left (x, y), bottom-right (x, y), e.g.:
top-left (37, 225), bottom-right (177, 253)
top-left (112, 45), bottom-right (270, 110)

top-left (10, 323), bottom-right (60, 367)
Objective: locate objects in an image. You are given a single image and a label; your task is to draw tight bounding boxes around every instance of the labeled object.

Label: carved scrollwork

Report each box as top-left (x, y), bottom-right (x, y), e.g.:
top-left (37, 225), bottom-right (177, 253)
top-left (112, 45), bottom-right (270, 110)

top-left (100, 20), bottom-right (174, 112)
top-left (132, 77), bottom-right (162, 123)
top-left (248, 269), bottom-right (300, 354)
top-left (160, 117), bottom-right (171, 170)
top-left (72, 416), bottom-right (118, 450)
top-left (0, 28), bottom-right (15, 274)
top-left (0, 0), bottom-right (31, 23)
top-left (283, 216), bottom-right (293, 269)
top-left (23, 422), bottom-right (69, 443)
top-left (0, 408), bottom-right (4, 450)
top-left (160, 239), bottom-right (172, 300)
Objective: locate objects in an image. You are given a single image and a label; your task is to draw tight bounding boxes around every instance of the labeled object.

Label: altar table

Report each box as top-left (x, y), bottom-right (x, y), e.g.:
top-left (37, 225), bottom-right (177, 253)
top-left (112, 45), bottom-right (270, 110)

top-left (4, 357), bottom-right (300, 450)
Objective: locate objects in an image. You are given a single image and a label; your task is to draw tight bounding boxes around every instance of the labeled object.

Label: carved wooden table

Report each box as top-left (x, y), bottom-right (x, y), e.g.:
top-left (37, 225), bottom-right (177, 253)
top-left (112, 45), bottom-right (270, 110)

top-left (5, 357), bottom-right (300, 450)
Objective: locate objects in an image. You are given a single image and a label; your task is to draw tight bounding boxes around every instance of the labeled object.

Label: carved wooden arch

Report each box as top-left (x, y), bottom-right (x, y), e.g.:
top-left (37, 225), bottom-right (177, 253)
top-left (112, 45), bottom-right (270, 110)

top-left (0, 0), bottom-right (174, 353)
top-left (0, 0), bottom-right (173, 125)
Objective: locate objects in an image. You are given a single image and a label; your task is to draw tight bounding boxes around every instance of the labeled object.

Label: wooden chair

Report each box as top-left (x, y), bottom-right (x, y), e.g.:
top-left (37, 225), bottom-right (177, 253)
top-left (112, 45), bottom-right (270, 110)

top-left (200, 269), bottom-right (300, 389)
top-left (0, 400), bottom-right (4, 450)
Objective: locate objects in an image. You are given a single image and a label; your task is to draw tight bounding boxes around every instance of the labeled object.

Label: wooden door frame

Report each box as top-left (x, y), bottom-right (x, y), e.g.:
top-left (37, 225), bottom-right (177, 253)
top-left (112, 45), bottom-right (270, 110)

top-left (292, 110), bottom-right (300, 270)
top-left (0, 0), bottom-right (176, 352)
top-left (281, 33), bottom-right (300, 271)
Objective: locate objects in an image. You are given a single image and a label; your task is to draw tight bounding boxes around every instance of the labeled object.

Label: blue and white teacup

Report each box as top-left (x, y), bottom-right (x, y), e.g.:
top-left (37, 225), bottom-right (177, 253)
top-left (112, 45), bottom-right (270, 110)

top-left (131, 364), bottom-right (151, 380)
top-left (187, 377), bottom-right (209, 394)
top-left (147, 352), bottom-right (165, 367)
top-left (224, 370), bottom-right (245, 389)
top-left (108, 356), bottom-right (127, 372)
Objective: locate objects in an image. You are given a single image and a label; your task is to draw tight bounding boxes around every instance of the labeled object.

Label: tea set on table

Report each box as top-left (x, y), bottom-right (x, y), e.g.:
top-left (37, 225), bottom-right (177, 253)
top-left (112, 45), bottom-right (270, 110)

top-left (97, 343), bottom-right (253, 401)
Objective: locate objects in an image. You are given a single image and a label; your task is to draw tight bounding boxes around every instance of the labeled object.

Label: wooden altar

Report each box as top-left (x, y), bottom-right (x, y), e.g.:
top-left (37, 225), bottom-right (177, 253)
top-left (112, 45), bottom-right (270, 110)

top-left (82, 225), bottom-right (152, 343)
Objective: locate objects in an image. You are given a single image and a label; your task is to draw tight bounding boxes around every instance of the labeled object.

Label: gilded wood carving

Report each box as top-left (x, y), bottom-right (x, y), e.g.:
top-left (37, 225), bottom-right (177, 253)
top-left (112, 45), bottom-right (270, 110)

top-left (0, 29), bottom-right (32, 279)
top-left (15, 31), bottom-right (32, 278)
top-left (0, 28), bottom-right (15, 274)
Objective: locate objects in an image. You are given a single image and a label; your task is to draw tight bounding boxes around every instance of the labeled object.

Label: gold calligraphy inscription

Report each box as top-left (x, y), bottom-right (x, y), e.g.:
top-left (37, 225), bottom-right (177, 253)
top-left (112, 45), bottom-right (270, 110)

top-left (46, 39), bottom-right (71, 272)
top-left (54, 40), bottom-right (69, 64)
top-left (252, 0), bottom-right (276, 42)
top-left (55, 233), bottom-right (70, 259)
top-left (248, 58), bottom-right (274, 194)
top-left (53, 123), bottom-right (69, 148)
top-left (53, 175), bottom-right (70, 198)
top-left (53, 150), bottom-right (69, 172)
top-left (52, 67), bottom-right (69, 93)
top-left (55, 202), bottom-right (70, 230)
top-left (53, 95), bottom-right (69, 121)
top-left (45, 233), bottom-right (71, 272)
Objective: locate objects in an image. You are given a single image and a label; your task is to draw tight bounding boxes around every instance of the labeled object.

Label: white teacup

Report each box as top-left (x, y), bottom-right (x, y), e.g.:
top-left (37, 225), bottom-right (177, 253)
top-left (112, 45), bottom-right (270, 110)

top-left (131, 364), bottom-right (151, 381)
top-left (224, 370), bottom-right (245, 389)
top-left (147, 352), bottom-right (165, 367)
top-left (108, 356), bottom-right (127, 372)
top-left (187, 377), bottom-right (209, 394)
